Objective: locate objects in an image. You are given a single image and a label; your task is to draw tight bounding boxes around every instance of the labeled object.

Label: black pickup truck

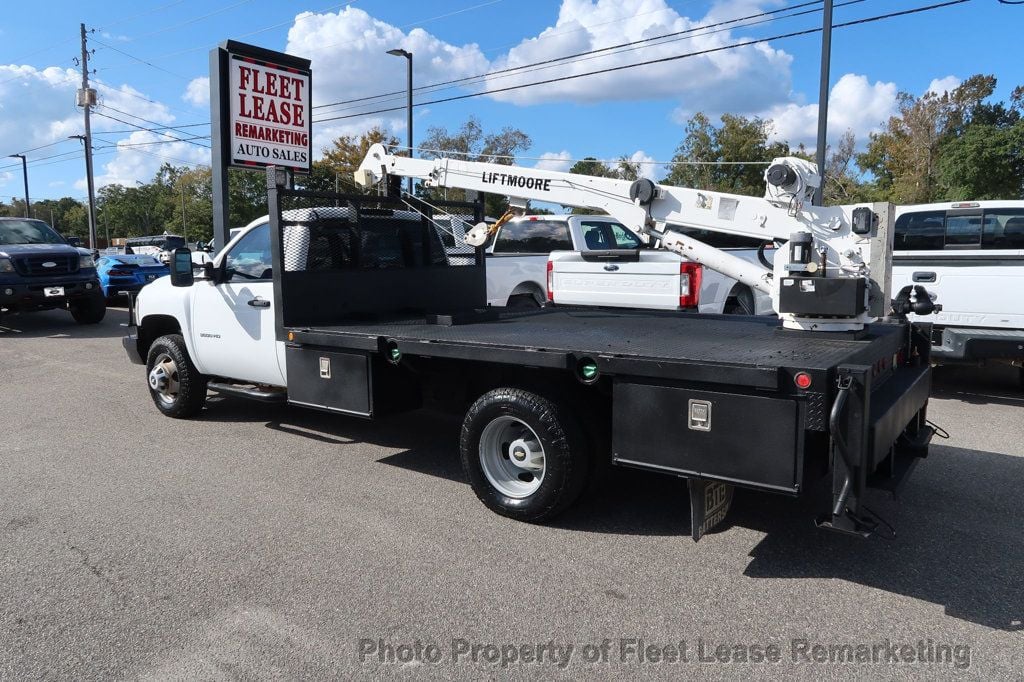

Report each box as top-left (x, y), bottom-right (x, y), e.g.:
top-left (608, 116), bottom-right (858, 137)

top-left (0, 217), bottom-right (105, 324)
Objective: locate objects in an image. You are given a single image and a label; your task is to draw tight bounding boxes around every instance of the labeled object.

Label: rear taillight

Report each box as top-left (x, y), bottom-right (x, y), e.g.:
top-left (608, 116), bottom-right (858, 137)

top-left (546, 260), bottom-right (554, 302)
top-left (679, 262), bottom-right (702, 309)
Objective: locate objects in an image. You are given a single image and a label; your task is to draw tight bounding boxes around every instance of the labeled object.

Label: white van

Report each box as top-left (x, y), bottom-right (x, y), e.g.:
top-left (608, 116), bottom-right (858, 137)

top-left (891, 201), bottom-right (1024, 378)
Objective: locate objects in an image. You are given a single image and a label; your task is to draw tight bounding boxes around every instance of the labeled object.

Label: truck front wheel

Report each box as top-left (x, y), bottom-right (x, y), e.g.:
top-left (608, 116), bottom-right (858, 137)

top-left (146, 334), bottom-right (207, 418)
top-left (460, 388), bottom-right (589, 522)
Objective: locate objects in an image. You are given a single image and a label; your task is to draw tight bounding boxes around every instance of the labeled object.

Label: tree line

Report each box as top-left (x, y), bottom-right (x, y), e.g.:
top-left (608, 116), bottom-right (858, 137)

top-left (1, 73), bottom-right (1019, 242)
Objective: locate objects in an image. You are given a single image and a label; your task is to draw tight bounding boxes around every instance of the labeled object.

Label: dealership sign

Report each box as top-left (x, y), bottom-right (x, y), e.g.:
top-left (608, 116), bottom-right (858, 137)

top-left (212, 41), bottom-right (312, 174)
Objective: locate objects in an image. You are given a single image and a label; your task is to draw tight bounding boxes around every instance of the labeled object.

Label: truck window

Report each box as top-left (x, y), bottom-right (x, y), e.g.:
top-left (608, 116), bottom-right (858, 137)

top-left (944, 213), bottom-right (981, 248)
top-left (608, 223), bottom-right (642, 249)
top-left (493, 220), bottom-right (572, 254)
top-left (579, 221), bottom-right (642, 250)
top-left (0, 219), bottom-right (66, 245)
top-left (225, 223), bottom-right (273, 280)
top-left (894, 211), bottom-right (945, 250)
top-left (982, 209), bottom-right (1024, 249)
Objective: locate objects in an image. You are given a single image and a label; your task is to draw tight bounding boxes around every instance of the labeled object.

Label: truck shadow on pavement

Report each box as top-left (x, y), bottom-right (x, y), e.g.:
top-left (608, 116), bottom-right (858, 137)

top-left (735, 444), bottom-right (1024, 632)
top-left (202, 395), bottom-right (1023, 632)
top-left (0, 307), bottom-right (129, 339)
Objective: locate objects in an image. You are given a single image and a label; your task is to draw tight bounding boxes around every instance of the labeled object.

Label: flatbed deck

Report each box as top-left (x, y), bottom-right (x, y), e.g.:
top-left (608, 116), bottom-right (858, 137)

top-left (287, 308), bottom-right (905, 390)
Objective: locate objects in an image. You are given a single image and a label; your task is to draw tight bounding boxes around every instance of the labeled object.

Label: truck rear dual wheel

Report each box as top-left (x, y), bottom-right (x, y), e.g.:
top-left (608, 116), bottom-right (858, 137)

top-left (69, 295), bottom-right (106, 324)
top-left (460, 388), bottom-right (590, 522)
top-left (146, 334), bottom-right (208, 418)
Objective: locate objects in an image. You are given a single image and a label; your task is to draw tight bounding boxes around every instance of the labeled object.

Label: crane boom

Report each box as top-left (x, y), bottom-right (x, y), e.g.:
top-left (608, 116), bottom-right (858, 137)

top-left (355, 143), bottom-right (896, 332)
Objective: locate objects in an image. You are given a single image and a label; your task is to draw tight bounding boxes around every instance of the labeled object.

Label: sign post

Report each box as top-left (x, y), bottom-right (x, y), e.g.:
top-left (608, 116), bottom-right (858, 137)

top-left (209, 41), bottom-right (312, 252)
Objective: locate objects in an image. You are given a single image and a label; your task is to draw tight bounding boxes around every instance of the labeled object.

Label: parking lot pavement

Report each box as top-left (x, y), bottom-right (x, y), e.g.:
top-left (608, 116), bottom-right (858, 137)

top-left (2, 308), bottom-right (1022, 679)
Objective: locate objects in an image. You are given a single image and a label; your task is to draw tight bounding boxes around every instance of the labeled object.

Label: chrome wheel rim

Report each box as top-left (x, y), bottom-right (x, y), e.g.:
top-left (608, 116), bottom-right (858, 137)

top-left (479, 416), bottom-right (545, 498)
top-left (148, 353), bottom-right (180, 405)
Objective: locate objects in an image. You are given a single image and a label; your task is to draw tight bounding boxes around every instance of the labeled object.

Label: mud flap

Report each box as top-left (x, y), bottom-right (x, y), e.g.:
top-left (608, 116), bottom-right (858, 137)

top-left (688, 478), bottom-right (734, 541)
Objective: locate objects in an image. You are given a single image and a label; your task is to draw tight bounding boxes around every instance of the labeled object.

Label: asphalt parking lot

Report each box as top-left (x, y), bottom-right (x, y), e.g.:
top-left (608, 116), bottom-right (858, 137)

top-left (2, 308), bottom-right (1022, 679)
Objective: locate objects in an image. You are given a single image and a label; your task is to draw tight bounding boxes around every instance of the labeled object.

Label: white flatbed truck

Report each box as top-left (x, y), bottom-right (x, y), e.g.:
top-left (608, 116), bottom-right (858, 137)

top-left (123, 153), bottom-right (939, 539)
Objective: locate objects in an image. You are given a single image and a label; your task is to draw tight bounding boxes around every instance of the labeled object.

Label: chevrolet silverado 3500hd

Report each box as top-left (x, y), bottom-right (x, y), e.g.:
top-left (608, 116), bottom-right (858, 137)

top-left (124, 154), bottom-right (938, 540)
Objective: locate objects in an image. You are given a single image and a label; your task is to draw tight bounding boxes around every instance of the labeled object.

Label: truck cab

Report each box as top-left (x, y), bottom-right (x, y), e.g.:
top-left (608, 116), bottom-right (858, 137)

top-left (130, 217), bottom-right (286, 388)
top-left (0, 217), bottom-right (105, 324)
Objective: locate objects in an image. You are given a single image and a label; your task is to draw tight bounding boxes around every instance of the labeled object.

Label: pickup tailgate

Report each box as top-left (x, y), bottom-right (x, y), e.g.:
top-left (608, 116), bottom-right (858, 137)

top-left (549, 250), bottom-right (686, 310)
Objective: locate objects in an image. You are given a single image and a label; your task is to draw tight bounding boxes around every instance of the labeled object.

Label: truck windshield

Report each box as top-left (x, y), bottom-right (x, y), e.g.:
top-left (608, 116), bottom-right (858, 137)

top-left (0, 220), bottom-right (67, 245)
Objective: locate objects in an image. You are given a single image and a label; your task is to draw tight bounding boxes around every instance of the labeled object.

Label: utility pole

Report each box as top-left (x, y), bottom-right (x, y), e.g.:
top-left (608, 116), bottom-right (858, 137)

top-left (77, 23), bottom-right (98, 251)
top-left (7, 154), bottom-right (30, 217)
top-left (813, 0), bottom-right (833, 206)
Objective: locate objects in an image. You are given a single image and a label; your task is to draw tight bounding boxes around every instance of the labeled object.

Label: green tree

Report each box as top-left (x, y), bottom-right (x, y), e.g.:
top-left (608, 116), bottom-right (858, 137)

top-left (664, 113), bottom-right (789, 196)
top-left (419, 116), bottom-right (531, 217)
top-left (822, 130), bottom-right (873, 205)
top-left (304, 126), bottom-right (400, 194)
top-left (858, 75), bottom-right (1000, 203)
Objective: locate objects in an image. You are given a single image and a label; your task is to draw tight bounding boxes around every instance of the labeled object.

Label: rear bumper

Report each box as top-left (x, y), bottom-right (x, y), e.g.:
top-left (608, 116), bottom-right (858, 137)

top-left (0, 278), bottom-right (102, 312)
top-left (932, 327), bottom-right (1024, 361)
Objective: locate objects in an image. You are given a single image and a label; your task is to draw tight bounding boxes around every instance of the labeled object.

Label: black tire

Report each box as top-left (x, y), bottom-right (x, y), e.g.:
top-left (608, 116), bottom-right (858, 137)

top-left (460, 387), bottom-right (589, 522)
top-left (506, 293), bottom-right (541, 309)
top-left (146, 334), bottom-right (207, 418)
top-left (69, 294), bottom-right (106, 324)
top-left (723, 286), bottom-right (756, 315)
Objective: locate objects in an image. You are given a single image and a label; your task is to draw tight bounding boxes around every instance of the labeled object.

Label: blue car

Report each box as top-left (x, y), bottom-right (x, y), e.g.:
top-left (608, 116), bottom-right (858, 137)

top-left (96, 254), bottom-right (168, 303)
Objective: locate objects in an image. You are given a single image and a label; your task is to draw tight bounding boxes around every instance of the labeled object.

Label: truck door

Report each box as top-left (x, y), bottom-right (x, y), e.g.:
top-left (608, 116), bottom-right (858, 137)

top-left (190, 223), bottom-right (286, 386)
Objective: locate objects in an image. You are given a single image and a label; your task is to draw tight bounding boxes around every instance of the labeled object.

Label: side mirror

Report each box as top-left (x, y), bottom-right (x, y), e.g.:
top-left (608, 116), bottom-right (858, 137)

top-left (67, 237), bottom-right (82, 247)
top-left (169, 248), bottom-right (194, 287)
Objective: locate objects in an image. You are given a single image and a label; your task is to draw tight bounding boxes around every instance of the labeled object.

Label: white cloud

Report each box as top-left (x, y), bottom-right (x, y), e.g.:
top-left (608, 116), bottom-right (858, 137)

top-left (87, 131), bottom-right (210, 189)
top-left (761, 73), bottom-right (898, 151)
top-left (534, 150), bottom-right (573, 171)
top-left (285, 6), bottom-right (488, 117)
top-left (926, 75), bottom-right (961, 97)
top-left (183, 77), bottom-right (210, 108)
top-left (481, 0), bottom-right (793, 111)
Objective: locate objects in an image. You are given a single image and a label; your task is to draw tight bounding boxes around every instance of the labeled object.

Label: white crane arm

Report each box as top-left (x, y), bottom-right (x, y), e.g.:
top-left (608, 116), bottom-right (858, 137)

top-left (355, 144), bottom-right (894, 332)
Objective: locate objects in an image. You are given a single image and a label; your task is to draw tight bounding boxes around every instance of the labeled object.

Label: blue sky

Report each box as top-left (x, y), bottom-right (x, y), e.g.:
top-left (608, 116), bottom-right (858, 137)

top-left (0, 0), bottom-right (1020, 205)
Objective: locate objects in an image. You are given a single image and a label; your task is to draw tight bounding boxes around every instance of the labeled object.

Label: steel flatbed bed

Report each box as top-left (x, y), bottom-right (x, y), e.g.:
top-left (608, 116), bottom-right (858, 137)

top-left (287, 308), bottom-right (908, 392)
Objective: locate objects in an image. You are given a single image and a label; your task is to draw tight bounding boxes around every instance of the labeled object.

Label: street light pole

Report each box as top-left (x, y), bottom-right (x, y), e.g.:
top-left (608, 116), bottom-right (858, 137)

top-left (180, 182), bottom-right (188, 242)
top-left (8, 154), bottom-right (30, 218)
top-left (387, 48), bottom-right (414, 197)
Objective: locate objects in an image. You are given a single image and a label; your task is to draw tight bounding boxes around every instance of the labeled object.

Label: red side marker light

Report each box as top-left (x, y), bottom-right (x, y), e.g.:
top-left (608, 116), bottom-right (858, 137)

top-left (794, 372), bottom-right (812, 390)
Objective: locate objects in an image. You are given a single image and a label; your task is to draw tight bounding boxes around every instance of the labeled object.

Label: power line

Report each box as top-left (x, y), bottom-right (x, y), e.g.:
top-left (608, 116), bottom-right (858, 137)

top-left (92, 136), bottom-right (208, 168)
top-left (313, 0), bottom-right (831, 113)
top-left (93, 107), bottom-right (212, 149)
top-left (314, 0), bottom-right (971, 125)
top-left (91, 38), bottom-right (191, 80)
top-left (95, 0), bottom-right (188, 30)
top-left (0, 138), bottom-right (78, 160)
top-left (126, 0), bottom-right (360, 61)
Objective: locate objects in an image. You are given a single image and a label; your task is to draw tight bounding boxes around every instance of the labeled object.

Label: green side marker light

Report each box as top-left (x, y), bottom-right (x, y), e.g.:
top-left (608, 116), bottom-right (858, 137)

top-left (581, 363), bottom-right (598, 381)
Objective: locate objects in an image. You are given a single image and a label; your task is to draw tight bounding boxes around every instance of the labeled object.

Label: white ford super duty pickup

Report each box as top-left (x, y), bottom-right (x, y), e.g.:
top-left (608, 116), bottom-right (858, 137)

top-left (546, 224), bottom-right (774, 315)
top-left (890, 201), bottom-right (1024, 379)
top-left (487, 214), bottom-right (769, 314)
